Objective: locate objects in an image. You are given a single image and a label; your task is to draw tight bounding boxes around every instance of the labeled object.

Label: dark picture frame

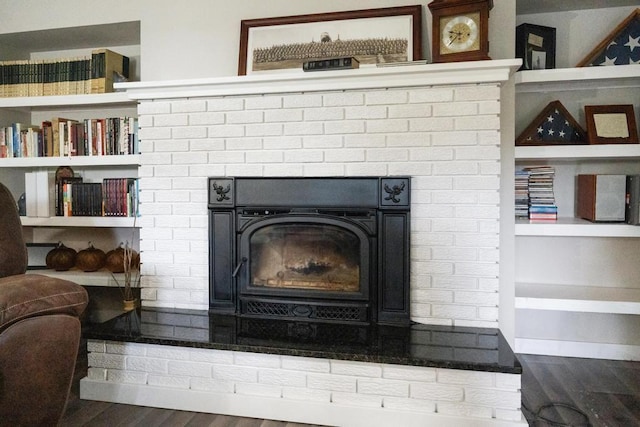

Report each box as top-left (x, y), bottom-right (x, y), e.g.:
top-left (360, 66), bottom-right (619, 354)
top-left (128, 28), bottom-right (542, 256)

top-left (516, 23), bottom-right (556, 70)
top-left (585, 104), bottom-right (639, 145)
top-left (516, 100), bottom-right (587, 146)
top-left (577, 8), bottom-right (640, 67)
top-left (238, 5), bottom-right (423, 75)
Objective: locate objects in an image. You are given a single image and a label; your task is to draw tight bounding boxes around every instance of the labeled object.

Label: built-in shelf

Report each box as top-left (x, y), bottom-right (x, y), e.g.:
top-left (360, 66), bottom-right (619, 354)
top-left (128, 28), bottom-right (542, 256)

top-left (517, 0), bottom-right (639, 15)
top-left (0, 154), bottom-right (140, 168)
top-left (515, 64), bottom-right (640, 93)
top-left (516, 283), bottom-right (640, 315)
top-left (515, 218), bottom-right (640, 237)
top-left (515, 144), bottom-right (640, 161)
top-left (0, 92), bottom-right (135, 110)
top-left (20, 216), bottom-right (138, 227)
top-left (26, 268), bottom-right (128, 287)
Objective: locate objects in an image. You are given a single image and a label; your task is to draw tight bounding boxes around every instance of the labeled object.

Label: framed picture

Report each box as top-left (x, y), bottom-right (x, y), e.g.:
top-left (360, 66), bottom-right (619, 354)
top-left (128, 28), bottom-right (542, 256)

top-left (26, 242), bottom-right (57, 270)
top-left (516, 100), bottom-right (586, 146)
top-left (238, 5), bottom-right (423, 75)
top-left (585, 105), bottom-right (639, 145)
top-left (577, 8), bottom-right (640, 66)
top-left (516, 23), bottom-right (556, 70)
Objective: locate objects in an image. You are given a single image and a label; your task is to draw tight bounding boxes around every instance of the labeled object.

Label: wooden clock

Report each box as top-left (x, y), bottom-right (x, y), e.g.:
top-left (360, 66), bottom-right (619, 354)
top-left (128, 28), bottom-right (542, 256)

top-left (428, 0), bottom-right (492, 63)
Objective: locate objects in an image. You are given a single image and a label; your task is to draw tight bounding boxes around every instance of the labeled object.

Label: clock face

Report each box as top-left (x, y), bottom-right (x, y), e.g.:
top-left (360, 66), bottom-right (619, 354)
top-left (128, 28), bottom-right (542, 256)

top-left (440, 13), bottom-right (480, 55)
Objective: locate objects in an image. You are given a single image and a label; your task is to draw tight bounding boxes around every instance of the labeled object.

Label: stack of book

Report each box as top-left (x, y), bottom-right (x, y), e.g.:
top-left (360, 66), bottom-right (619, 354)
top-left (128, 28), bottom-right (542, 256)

top-left (56, 176), bottom-right (139, 217)
top-left (515, 169), bottom-right (530, 219)
top-left (525, 166), bottom-right (557, 221)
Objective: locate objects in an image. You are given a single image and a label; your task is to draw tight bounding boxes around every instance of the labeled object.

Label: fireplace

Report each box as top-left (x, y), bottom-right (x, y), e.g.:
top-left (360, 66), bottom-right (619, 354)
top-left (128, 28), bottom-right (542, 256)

top-left (208, 176), bottom-right (410, 325)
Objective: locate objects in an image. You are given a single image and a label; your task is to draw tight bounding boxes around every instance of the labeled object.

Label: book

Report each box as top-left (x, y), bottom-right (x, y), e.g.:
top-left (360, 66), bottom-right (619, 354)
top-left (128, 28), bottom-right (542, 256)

top-left (35, 170), bottom-right (55, 217)
top-left (90, 49), bottom-right (130, 94)
top-left (24, 172), bottom-right (38, 217)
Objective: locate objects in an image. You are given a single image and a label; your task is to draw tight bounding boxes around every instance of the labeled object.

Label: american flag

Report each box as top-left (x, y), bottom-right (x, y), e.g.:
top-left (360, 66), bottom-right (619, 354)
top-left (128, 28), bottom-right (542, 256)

top-left (591, 16), bottom-right (640, 65)
top-left (533, 108), bottom-right (584, 142)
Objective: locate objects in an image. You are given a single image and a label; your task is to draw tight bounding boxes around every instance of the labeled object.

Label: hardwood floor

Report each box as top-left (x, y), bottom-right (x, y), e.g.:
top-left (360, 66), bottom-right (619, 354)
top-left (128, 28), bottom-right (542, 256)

top-left (60, 346), bottom-right (640, 426)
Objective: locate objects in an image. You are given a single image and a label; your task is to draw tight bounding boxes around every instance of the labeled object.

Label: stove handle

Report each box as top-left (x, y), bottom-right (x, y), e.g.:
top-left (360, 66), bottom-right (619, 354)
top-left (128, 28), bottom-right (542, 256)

top-left (232, 257), bottom-right (247, 277)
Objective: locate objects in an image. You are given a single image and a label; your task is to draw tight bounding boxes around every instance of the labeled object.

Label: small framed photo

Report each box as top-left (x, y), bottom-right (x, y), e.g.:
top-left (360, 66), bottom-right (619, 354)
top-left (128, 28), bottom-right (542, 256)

top-left (516, 23), bottom-right (556, 70)
top-left (26, 242), bottom-right (57, 270)
top-left (585, 105), bottom-right (639, 145)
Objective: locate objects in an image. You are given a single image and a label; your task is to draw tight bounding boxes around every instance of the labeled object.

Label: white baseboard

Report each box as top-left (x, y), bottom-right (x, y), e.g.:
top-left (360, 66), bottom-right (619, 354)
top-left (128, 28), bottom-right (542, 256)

top-left (515, 338), bottom-right (640, 360)
top-left (80, 378), bottom-right (526, 427)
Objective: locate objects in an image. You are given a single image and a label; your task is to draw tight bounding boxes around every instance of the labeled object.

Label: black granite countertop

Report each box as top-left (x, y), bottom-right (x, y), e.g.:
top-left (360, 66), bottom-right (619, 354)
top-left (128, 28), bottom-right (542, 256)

top-left (84, 307), bottom-right (522, 374)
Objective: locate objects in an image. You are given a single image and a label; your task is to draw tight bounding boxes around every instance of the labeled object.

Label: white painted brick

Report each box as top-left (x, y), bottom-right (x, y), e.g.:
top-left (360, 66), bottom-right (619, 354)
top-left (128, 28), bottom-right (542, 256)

top-left (388, 104), bottom-right (432, 119)
top-left (346, 163), bottom-right (388, 176)
top-left (208, 124), bottom-right (245, 138)
top-left (246, 123), bottom-right (283, 137)
top-left (325, 148), bottom-right (364, 162)
top-left (410, 147), bottom-right (453, 161)
top-left (154, 114), bottom-right (188, 127)
top-left (87, 340), bottom-right (106, 353)
top-left (479, 100), bottom-right (501, 115)
top-left (284, 149), bottom-right (323, 163)
top-left (172, 100), bottom-right (207, 113)
top-left (302, 135), bottom-right (343, 149)
top-left (366, 118), bottom-right (408, 133)
top-left (412, 261), bottom-right (453, 276)
top-left (455, 146), bottom-right (500, 160)
top-left (207, 98), bottom-right (244, 112)
top-left (478, 306), bottom-right (499, 320)
top-left (307, 373), bottom-right (357, 392)
top-left (478, 278), bottom-right (499, 291)
top-left (173, 126), bottom-right (208, 139)
top-left (283, 93), bottom-right (322, 108)
top-left (324, 120), bottom-right (365, 134)
top-left (432, 276), bottom-right (478, 290)
top-left (414, 176), bottom-right (453, 190)
top-left (138, 115), bottom-right (153, 127)
top-left (264, 164), bottom-right (304, 176)
top-left (147, 374), bottom-right (190, 389)
top-left (189, 112), bottom-right (225, 125)
top-left (433, 102), bottom-right (479, 117)
top-left (456, 115), bottom-right (500, 131)
top-left (234, 352), bottom-right (281, 368)
top-left (144, 152), bottom-right (172, 164)
top-left (140, 288), bottom-right (157, 300)
top-left (366, 90), bottom-right (408, 105)
top-left (410, 303), bottom-right (432, 318)
top-left (366, 148), bottom-right (408, 162)
top-left (454, 85), bottom-right (500, 101)
top-left (357, 378), bottom-right (409, 397)
top-left (344, 134), bottom-right (386, 148)
top-left (387, 133), bottom-right (429, 147)
top-left (410, 382), bottom-right (463, 401)
top-left (454, 176), bottom-right (500, 190)
top-left (496, 408), bottom-right (525, 421)
top-left (331, 361), bottom-right (381, 378)
top-left (154, 165), bottom-right (189, 177)
top-left (304, 107), bottom-right (344, 121)
top-left (478, 130), bottom-right (500, 145)
top-left (156, 289), bottom-right (193, 304)
top-left (323, 92), bottom-right (364, 106)
top-left (87, 367), bottom-right (107, 381)
top-left (208, 151), bottom-right (245, 164)
top-left (245, 95), bottom-right (283, 110)
top-left (166, 360), bottom-right (210, 378)
top-left (212, 365), bottom-right (258, 382)
top-left (432, 190), bottom-right (477, 205)
top-left (226, 137), bottom-right (263, 150)
top-left (190, 377), bottom-right (235, 393)
top-left (88, 353), bottom-right (126, 369)
top-left (263, 136), bottom-right (302, 150)
top-left (455, 263), bottom-right (498, 277)
top-left (412, 289), bottom-right (453, 303)
top-left (431, 131), bottom-right (478, 146)
top-left (496, 373), bottom-right (521, 390)
top-left (226, 110), bottom-right (263, 124)
top-left (410, 117), bottom-right (454, 132)
top-left (259, 369), bottom-right (306, 387)
top-left (226, 164), bottom-right (263, 176)
top-left (138, 101), bottom-right (172, 114)
top-left (154, 139), bottom-right (189, 152)
top-left (456, 206), bottom-right (499, 220)
top-left (465, 387), bottom-right (521, 409)
top-left (431, 247), bottom-right (477, 262)
top-left (190, 349), bottom-right (234, 364)
top-left (246, 150), bottom-right (284, 163)
top-left (146, 344), bottom-right (191, 360)
top-left (388, 162), bottom-right (431, 176)
top-left (140, 127), bottom-right (172, 140)
top-left (431, 304), bottom-right (477, 320)
top-left (479, 161), bottom-right (501, 175)
top-left (383, 397), bottom-right (435, 413)
top-left (282, 386), bottom-right (331, 403)
top-left (265, 109), bottom-right (303, 122)
top-left (409, 88), bottom-right (454, 103)
top-left (437, 402), bottom-right (493, 419)
top-left (106, 369), bottom-right (147, 384)
top-left (126, 356), bottom-right (168, 374)
top-left (437, 369), bottom-right (494, 387)
top-left (455, 291), bottom-right (499, 306)
top-left (345, 105), bottom-right (387, 120)
top-left (456, 319), bottom-right (498, 328)
top-left (332, 392), bottom-right (382, 408)
top-left (236, 382), bottom-right (282, 398)
top-left (283, 122), bottom-right (324, 136)
top-left (433, 161), bottom-right (479, 175)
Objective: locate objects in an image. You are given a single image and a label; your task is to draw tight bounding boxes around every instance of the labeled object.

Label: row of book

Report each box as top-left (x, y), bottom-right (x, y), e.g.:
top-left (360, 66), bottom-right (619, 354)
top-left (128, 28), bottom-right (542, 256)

top-left (0, 48), bottom-right (129, 97)
top-left (0, 116), bottom-right (138, 158)
top-left (24, 171), bottom-right (139, 218)
top-left (515, 165), bottom-right (558, 221)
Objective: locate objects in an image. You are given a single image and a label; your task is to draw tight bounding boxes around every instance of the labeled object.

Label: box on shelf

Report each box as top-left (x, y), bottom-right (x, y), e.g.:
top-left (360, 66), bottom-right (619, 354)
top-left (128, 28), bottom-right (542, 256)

top-left (577, 174), bottom-right (626, 222)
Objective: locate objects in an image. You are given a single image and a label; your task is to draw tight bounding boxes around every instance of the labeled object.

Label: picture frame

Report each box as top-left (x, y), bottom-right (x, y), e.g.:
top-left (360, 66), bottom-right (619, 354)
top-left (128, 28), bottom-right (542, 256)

top-left (576, 8), bottom-right (640, 67)
top-left (515, 23), bottom-right (556, 70)
top-left (585, 105), bottom-right (639, 145)
top-left (516, 100), bottom-right (587, 146)
top-left (238, 5), bottom-right (423, 75)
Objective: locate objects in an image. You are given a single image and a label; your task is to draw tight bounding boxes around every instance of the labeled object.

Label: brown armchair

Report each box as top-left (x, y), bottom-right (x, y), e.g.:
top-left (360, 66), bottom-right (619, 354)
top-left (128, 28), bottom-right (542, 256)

top-left (0, 182), bottom-right (88, 426)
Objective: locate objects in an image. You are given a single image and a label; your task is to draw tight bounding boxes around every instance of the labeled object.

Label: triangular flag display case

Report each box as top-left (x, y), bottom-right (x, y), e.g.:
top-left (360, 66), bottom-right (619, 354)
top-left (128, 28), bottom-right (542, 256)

top-left (516, 100), bottom-right (587, 146)
top-left (577, 8), bottom-right (640, 67)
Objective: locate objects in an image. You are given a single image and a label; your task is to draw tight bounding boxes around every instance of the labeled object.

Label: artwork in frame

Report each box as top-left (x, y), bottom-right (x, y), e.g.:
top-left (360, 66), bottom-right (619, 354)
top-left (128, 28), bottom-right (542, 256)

top-left (516, 100), bottom-right (586, 146)
top-left (515, 23), bottom-right (556, 71)
top-left (585, 104), bottom-right (639, 145)
top-left (238, 5), bottom-right (423, 75)
top-left (576, 8), bottom-right (640, 67)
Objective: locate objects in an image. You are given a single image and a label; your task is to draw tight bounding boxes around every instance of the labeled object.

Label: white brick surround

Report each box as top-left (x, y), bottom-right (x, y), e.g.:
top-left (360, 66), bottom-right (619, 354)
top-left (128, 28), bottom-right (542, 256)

top-left (82, 61), bottom-right (525, 426)
top-left (132, 61), bottom-right (519, 328)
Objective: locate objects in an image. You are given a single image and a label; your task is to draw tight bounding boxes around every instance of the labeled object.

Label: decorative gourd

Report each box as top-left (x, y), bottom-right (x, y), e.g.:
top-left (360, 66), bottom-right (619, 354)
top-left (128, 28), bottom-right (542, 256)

top-left (104, 243), bottom-right (138, 273)
top-left (46, 242), bottom-right (77, 271)
top-left (75, 242), bottom-right (106, 272)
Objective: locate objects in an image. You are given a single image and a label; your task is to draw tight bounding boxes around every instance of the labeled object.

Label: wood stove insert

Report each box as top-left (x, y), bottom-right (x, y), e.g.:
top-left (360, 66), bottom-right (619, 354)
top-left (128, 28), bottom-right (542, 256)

top-left (208, 177), bottom-right (410, 326)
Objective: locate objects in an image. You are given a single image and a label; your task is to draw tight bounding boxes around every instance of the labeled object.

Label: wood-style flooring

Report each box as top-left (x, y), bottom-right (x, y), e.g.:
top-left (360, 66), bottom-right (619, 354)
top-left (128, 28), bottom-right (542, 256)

top-left (59, 348), bottom-right (640, 426)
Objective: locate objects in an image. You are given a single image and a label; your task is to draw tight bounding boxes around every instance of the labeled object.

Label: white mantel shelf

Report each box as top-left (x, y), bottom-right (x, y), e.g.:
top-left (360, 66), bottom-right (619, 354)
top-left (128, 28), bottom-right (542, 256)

top-left (116, 59), bottom-right (522, 100)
